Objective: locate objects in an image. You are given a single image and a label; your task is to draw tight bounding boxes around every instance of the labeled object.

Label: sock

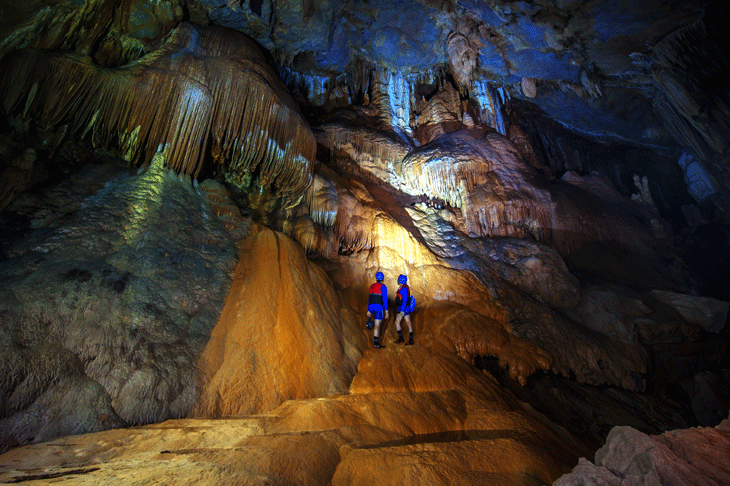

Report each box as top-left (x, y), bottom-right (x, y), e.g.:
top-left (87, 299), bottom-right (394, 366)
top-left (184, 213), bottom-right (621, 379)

top-left (409, 332), bottom-right (414, 341)
top-left (374, 336), bottom-right (380, 346)
top-left (397, 329), bottom-right (403, 340)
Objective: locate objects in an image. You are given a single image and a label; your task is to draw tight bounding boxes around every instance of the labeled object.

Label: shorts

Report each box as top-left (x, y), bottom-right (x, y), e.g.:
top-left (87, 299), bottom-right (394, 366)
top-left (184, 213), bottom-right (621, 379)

top-left (370, 309), bottom-right (384, 320)
top-left (397, 310), bottom-right (410, 317)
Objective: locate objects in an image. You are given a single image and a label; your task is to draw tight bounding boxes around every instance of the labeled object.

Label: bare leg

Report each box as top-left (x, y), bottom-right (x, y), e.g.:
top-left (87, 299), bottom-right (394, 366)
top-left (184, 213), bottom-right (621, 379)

top-left (404, 314), bottom-right (412, 334)
top-left (404, 315), bottom-right (414, 345)
top-left (372, 319), bottom-right (385, 348)
top-left (394, 312), bottom-right (406, 343)
top-left (394, 312), bottom-right (403, 332)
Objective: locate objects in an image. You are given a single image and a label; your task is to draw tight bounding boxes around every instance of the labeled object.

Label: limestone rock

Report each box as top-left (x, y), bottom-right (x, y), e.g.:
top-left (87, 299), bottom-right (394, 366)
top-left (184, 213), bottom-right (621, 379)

top-left (191, 225), bottom-right (365, 417)
top-left (288, 166), bottom-right (650, 391)
top-left (0, 375), bottom-right (125, 451)
top-left (570, 286), bottom-right (653, 341)
top-left (510, 299), bottom-right (650, 392)
top-left (0, 306), bottom-right (588, 485)
top-left (554, 417), bottom-right (730, 486)
top-left (0, 155), bottom-right (237, 448)
top-left (683, 370), bottom-right (730, 428)
top-left (314, 105), bottom-right (414, 186)
top-left (413, 83), bottom-right (467, 145)
top-left (0, 147), bottom-right (36, 211)
top-left (550, 171), bottom-right (666, 257)
top-left (407, 205), bottom-right (582, 308)
top-left (649, 289), bottom-right (729, 334)
top-left (651, 21), bottom-right (730, 162)
top-left (197, 179), bottom-right (251, 241)
top-left (397, 130), bottom-right (553, 241)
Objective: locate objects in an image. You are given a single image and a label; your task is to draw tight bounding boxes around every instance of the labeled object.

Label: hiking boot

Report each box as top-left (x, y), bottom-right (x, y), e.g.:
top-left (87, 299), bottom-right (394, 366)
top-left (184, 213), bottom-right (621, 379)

top-left (394, 337), bottom-right (404, 344)
top-left (405, 338), bottom-right (414, 346)
top-left (373, 343), bottom-right (382, 348)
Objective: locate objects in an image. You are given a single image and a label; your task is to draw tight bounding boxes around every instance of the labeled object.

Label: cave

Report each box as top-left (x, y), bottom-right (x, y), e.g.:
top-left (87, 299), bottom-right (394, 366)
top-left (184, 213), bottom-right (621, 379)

top-left (1, 0), bottom-right (729, 484)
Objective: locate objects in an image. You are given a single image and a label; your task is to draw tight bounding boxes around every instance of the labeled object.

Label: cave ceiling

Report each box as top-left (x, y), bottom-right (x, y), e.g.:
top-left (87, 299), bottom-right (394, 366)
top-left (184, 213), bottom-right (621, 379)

top-left (0, 0), bottom-right (728, 240)
top-left (209, 0), bottom-right (724, 159)
top-left (0, 0), bottom-right (719, 149)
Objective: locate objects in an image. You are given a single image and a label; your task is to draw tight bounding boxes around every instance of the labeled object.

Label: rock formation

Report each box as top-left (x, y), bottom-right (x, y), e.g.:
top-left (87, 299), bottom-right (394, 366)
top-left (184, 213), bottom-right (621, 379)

top-left (0, 22), bottom-right (316, 205)
top-left (0, 1), bottom-right (729, 485)
top-left (0, 152), bottom-right (237, 447)
top-left (555, 416), bottom-right (730, 486)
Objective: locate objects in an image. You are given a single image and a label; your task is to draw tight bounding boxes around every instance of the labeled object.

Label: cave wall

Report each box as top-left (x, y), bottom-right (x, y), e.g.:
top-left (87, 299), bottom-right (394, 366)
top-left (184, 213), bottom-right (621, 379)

top-left (0, 0), bottom-right (729, 483)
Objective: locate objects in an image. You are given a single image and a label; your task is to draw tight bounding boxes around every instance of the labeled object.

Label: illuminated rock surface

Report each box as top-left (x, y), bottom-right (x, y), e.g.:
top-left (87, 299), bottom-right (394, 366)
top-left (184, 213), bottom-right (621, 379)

top-left (0, 1), bottom-right (729, 484)
top-left (191, 225), bottom-right (364, 417)
top-left (0, 274), bottom-right (589, 484)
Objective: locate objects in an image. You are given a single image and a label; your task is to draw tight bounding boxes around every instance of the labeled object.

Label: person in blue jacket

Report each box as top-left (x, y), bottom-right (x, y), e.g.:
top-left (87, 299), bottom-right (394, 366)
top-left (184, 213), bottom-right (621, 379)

top-left (367, 271), bottom-right (389, 348)
top-left (393, 274), bottom-right (414, 345)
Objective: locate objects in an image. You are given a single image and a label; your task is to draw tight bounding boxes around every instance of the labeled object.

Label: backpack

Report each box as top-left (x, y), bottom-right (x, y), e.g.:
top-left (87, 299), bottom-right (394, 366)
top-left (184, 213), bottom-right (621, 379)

top-left (368, 282), bottom-right (386, 307)
top-left (405, 294), bottom-right (416, 313)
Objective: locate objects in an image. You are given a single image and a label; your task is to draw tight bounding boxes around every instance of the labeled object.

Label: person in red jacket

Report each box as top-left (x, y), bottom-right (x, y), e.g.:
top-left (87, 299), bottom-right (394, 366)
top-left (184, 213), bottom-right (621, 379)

top-left (394, 274), bottom-right (414, 345)
top-left (367, 271), bottom-right (389, 348)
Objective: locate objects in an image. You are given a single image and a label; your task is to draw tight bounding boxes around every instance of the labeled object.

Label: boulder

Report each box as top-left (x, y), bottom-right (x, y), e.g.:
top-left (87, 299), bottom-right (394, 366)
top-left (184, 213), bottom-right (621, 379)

top-left (649, 290), bottom-right (729, 334)
top-left (554, 417), bottom-right (730, 486)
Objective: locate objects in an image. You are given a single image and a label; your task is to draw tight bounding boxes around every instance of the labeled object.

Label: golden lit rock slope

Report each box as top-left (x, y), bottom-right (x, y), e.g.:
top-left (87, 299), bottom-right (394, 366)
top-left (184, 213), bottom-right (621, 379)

top-left (0, 307), bottom-right (585, 486)
top-left (0, 217), bottom-right (589, 485)
top-left (191, 224), bottom-right (365, 417)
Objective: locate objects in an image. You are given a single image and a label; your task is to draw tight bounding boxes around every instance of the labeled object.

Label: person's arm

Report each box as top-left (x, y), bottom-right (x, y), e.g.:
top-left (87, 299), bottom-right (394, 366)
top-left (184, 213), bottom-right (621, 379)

top-left (383, 286), bottom-right (389, 316)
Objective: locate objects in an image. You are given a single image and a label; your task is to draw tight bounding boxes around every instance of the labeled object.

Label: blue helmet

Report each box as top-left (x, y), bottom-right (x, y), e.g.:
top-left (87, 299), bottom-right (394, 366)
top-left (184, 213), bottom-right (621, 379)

top-left (398, 274), bottom-right (407, 285)
top-left (375, 271), bottom-right (384, 282)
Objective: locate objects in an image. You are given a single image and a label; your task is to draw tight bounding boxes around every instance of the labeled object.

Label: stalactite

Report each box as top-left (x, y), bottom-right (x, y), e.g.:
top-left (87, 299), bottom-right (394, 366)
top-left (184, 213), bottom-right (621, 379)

top-left (447, 31), bottom-right (477, 93)
top-left (305, 171), bottom-right (338, 226)
top-left (314, 105), bottom-right (414, 188)
top-left (397, 130), bottom-right (552, 242)
top-left (650, 20), bottom-right (730, 163)
top-left (368, 67), bottom-right (416, 132)
top-left (470, 80), bottom-right (508, 135)
top-left (278, 67), bottom-right (333, 107)
top-left (0, 22), bottom-right (316, 204)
